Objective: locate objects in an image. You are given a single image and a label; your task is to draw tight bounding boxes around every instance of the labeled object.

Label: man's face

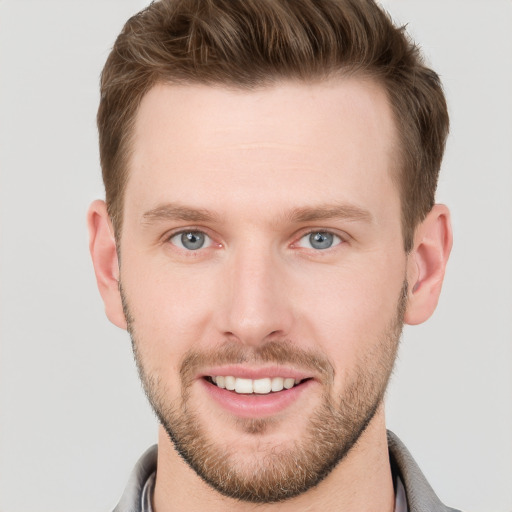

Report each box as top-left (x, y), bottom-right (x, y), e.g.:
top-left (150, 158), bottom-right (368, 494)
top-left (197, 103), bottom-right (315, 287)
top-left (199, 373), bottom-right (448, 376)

top-left (119, 79), bottom-right (408, 502)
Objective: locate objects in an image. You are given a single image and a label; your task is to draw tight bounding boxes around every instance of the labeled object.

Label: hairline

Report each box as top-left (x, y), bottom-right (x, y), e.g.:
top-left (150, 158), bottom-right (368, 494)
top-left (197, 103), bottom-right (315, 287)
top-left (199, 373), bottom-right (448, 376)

top-left (110, 72), bottom-right (414, 252)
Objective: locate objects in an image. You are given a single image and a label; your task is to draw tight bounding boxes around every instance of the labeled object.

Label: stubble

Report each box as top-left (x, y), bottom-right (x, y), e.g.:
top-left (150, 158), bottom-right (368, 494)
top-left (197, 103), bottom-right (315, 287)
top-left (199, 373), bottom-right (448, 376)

top-left (121, 281), bottom-right (407, 503)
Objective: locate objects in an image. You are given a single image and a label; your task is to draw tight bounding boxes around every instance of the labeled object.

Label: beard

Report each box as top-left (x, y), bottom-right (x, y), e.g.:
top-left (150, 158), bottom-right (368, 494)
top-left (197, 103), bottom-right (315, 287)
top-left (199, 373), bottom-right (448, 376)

top-left (121, 281), bottom-right (407, 503)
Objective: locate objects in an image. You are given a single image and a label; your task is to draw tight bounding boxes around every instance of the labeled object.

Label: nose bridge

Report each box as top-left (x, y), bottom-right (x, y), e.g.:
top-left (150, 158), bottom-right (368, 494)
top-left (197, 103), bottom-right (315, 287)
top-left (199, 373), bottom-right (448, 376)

top-left (219, 237), bottom-right (292, 344)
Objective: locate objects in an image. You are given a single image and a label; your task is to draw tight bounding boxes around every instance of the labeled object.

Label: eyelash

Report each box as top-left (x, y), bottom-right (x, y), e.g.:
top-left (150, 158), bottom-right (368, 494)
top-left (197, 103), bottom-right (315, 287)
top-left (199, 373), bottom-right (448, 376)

top-left (293, 229), bottom-right (344, 250)
top-left (164, 227), bottom-right (346, 253)
top-left (166, 228), bottom-right (217, 252)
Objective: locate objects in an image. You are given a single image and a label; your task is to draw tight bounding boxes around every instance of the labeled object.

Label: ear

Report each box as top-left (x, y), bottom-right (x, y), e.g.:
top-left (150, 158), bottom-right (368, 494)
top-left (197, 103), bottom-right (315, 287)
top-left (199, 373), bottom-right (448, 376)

top-left (87, 200), bottom-right (127, 330)
top-left (404, 204), bottom-right (453, 325)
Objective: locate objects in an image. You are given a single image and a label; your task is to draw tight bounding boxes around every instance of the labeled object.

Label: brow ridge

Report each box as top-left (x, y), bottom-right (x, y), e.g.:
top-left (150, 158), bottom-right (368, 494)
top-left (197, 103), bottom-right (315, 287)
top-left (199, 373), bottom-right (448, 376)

top-left (142, 203), bottom-right (217, 223)
top-left (287, 204), bottom-right (373, 224)
top-left (141, 202), bottom-right (373, 225)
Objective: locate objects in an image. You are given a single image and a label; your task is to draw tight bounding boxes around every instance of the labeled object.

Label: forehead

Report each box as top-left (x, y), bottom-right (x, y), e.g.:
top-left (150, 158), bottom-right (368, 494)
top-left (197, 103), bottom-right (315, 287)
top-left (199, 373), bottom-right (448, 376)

top-left (126, 78), bottom-right (399, 223)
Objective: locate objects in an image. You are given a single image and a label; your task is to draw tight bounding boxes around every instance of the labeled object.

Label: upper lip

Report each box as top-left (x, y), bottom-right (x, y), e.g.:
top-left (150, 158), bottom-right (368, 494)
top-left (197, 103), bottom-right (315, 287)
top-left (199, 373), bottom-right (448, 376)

top-left (199, 365), bottom-right (313, 381)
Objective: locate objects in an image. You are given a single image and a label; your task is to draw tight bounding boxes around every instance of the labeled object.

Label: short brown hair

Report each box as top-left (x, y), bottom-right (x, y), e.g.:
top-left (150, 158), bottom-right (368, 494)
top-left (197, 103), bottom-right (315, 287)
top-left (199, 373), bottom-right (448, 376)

top-left (98, 0), bottom-right (449, 251)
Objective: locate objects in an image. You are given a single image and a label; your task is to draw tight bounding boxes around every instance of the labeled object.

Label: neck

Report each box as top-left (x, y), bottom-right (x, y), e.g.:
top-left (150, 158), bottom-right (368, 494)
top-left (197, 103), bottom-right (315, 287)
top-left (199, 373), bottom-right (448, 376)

top-left (152, 406), bottom-right (395, 512)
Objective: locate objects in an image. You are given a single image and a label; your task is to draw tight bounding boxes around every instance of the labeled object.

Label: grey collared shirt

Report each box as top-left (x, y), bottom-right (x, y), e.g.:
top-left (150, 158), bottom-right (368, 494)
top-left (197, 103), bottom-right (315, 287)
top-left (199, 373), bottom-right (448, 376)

top-left (113, 431), bottom-right (461, 512)
top-left (138, 469), bottom-right (408, 512)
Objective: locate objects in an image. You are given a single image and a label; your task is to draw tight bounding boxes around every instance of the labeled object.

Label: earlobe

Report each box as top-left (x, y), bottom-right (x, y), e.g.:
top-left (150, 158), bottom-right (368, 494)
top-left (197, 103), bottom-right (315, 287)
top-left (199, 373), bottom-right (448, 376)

top-left (87, 200), bottom-right (127, 330)
top-left (404, 204), bottom-right (453, 325)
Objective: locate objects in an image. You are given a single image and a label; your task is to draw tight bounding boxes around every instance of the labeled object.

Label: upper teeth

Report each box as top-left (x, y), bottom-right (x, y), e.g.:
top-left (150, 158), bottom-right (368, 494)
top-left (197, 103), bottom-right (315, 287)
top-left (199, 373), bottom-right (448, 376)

top-left (211, 376), bottom-right (301, 394)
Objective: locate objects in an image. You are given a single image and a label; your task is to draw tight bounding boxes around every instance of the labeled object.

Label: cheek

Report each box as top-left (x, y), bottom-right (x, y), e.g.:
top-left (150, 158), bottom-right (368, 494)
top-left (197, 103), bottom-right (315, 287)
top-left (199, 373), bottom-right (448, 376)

top-left (294, 257), bottom-right (405, 372)
top-left (121, 258), bottom-right (220, 375)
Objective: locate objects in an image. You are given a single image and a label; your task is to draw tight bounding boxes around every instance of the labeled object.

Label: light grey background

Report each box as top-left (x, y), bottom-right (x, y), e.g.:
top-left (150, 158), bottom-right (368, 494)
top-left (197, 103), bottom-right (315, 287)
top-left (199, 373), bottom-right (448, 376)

top-left (1, 1), bottom-right (511, 511)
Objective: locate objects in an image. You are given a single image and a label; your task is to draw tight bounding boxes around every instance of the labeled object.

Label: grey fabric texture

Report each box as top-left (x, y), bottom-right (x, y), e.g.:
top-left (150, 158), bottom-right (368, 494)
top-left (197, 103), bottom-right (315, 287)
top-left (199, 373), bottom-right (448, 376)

top-left (113, 445), bottom-right (157, 512)
top-left (140, 471), bottom-right (156, 512)
top-left (395, 473), bottom-right (408, 512)
top-left (113, 431), bottom-right (461, 512)
top-left (387, 431), bottom-right (461, 512)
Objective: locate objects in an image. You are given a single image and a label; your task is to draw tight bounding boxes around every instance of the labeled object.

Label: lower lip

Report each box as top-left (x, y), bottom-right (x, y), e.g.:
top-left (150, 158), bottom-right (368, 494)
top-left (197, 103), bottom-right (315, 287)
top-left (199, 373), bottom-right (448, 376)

top-left (201, 378), bottom-right (314, 418)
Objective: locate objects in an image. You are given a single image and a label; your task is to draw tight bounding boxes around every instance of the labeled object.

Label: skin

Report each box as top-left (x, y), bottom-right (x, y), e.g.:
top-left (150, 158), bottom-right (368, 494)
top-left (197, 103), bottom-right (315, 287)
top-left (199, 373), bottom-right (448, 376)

top-left (88, 78), bottom-right (452, 511)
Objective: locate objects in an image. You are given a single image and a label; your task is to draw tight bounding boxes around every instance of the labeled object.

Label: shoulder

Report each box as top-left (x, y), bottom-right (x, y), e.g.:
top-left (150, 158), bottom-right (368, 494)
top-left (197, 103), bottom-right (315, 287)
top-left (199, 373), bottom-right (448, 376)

top-left (113, 445), bottom-right (158, 512)
top-left (388, 431), bottom-right (462, 512)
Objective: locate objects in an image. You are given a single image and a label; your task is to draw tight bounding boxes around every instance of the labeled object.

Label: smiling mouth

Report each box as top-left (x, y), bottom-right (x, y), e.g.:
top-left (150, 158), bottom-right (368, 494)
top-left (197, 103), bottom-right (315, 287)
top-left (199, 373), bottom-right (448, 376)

top-left (206, 376), bottom-right (310, 395)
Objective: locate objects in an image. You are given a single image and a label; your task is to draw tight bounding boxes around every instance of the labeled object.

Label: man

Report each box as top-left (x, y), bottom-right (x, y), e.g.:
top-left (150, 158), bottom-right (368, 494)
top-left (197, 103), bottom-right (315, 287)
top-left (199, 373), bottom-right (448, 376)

top-left (87, 0), bottom-right (457, 510)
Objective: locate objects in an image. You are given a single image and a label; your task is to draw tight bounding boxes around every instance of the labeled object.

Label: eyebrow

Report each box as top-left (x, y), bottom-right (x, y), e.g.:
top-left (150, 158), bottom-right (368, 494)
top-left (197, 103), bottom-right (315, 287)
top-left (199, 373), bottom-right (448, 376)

top-left (142, 204), bottom-right (218, 224)
top-left (141, 202), bottom-right (373, 225)
top-left (287, 204), bottom-right (373, 224)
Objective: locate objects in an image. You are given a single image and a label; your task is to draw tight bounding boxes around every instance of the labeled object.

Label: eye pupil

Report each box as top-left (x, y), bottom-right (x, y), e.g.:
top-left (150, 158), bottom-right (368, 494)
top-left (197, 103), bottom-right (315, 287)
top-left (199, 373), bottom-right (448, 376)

top-left (181, 231), bottom-right (205, 250)
top-left (309, 232), bottom-right (334, 250)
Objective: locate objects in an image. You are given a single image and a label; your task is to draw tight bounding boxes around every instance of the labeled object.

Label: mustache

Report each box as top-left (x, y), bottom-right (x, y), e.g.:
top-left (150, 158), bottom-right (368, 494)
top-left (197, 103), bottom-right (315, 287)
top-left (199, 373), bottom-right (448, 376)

top-left (180, 340), bottom-right (335, 387)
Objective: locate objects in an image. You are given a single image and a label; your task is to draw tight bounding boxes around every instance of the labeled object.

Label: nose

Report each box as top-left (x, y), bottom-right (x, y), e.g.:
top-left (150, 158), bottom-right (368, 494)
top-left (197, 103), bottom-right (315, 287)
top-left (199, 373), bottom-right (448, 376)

top-left (216, 242), bottom-right (294, 346)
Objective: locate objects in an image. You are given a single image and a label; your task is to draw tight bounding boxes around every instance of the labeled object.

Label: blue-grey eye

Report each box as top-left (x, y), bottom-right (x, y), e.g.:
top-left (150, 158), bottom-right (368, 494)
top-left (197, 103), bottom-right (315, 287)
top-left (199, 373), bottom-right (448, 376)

top-left (298, 231), bottom-right (341, 250)
top-left (170, 231), bottom-right (211, 250)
